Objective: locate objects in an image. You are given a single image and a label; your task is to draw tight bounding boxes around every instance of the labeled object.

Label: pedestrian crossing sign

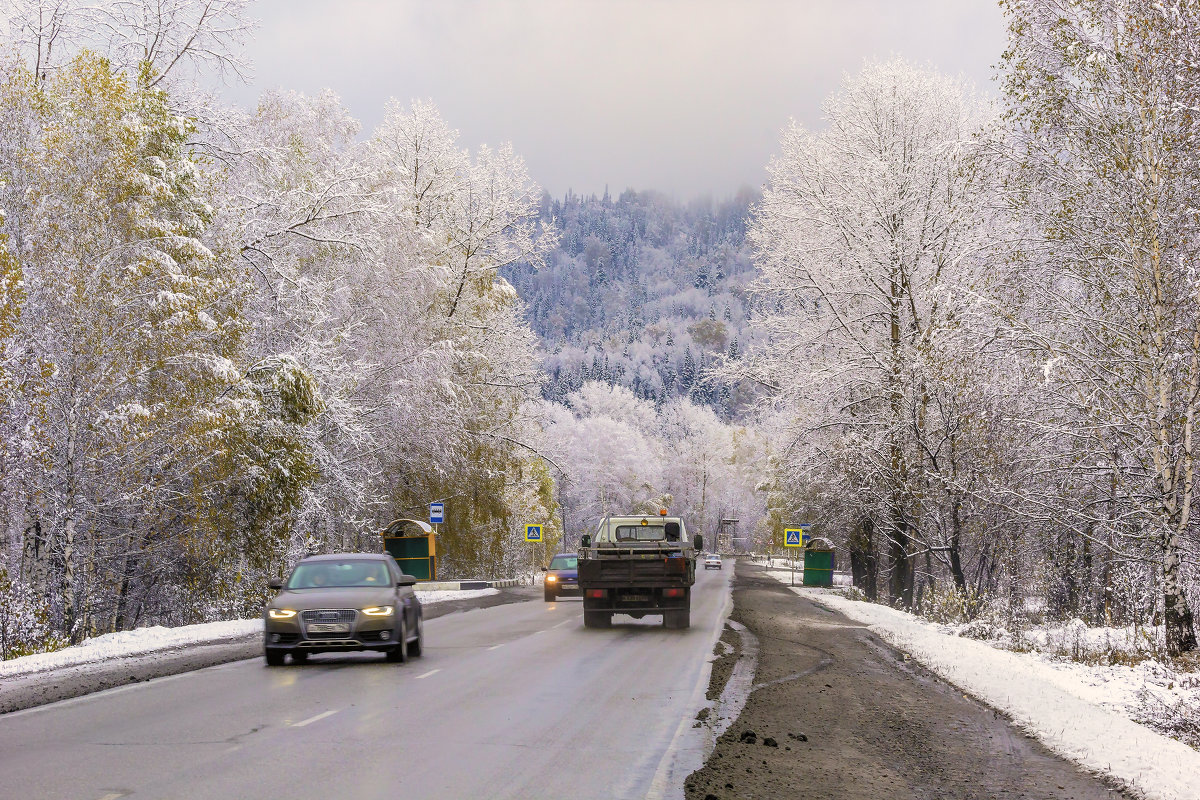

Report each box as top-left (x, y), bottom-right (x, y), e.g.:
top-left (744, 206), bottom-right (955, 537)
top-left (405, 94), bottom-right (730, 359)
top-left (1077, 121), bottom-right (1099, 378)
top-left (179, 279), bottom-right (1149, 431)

top-left (526, 525), bottom-right (542, 542)
top-left (784, 528), bottom-right (802, 547)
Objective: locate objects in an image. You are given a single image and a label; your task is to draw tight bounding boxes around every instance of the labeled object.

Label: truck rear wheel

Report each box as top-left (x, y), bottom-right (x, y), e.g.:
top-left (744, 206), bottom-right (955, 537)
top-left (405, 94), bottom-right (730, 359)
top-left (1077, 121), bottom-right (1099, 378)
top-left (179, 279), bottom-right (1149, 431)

top-left (664, 609), bottom-right (690, 629)
top-left (583, 610), bottom-right (612, 628)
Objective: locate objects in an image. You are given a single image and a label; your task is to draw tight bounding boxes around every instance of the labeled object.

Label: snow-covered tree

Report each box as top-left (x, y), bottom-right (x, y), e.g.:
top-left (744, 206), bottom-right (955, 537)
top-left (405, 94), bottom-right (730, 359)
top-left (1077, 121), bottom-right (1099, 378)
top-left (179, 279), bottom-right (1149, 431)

top-left (747, 58), bottom-right (1001, 608)
top-left (999, 0), bottom-right (1200, 654)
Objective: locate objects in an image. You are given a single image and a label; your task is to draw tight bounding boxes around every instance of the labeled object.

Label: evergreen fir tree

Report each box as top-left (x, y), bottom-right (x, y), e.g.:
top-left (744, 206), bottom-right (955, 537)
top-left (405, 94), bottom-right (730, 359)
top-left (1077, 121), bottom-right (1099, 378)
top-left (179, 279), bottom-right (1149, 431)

top-left (679, 348), bottom-right (696, 389)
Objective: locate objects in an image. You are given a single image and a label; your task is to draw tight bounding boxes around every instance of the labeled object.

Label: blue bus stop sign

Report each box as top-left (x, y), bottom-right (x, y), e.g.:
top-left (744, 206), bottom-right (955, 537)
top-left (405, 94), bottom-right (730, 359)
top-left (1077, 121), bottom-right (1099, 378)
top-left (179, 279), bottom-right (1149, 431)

top-left (429, 502), bottom-right (444, 525)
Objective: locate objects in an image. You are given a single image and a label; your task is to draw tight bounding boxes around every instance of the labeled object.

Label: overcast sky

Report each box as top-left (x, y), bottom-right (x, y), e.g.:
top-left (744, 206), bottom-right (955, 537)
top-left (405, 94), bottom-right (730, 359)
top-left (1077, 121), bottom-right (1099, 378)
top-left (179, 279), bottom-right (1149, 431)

top-left (220, 0), bottom-right (1008, 201)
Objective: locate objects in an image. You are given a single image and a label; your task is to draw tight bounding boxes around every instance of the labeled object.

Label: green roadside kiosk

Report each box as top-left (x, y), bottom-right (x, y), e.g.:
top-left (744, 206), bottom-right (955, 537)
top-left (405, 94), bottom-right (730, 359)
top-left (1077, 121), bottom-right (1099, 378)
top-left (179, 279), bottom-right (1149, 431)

top-left (802, 536), bottom-right (835, 587)
top-left (381, 518), bottom-right (436, 581)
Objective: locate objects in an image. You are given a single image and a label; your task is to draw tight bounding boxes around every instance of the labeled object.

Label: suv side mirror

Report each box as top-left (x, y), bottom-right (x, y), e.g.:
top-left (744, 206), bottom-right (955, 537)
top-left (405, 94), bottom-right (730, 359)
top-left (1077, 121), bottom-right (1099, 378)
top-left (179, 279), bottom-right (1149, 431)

top-left (269, 580), bottom-right (282, 591)
top-left (580, 534), bottom-right (591, 549)
top-left (397, 575), bottom-right (418, 587)
top-left (540, 565), bottom-right (547, 571)
top-left (693, 535), bottom-right (703, 552)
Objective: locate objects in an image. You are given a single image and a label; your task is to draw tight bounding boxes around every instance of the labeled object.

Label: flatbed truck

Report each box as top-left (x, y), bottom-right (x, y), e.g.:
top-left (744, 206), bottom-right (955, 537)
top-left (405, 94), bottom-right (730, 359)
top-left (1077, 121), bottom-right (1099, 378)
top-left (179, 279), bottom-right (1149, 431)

top-left (577, 513), bottom-right (702, 629)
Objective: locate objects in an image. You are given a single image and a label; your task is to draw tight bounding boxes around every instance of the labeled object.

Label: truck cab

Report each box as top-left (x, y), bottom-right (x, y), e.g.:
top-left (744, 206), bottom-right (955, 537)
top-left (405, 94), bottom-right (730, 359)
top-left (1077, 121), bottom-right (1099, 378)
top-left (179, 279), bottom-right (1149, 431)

top-left (576, 513), bottom-right (701, 629)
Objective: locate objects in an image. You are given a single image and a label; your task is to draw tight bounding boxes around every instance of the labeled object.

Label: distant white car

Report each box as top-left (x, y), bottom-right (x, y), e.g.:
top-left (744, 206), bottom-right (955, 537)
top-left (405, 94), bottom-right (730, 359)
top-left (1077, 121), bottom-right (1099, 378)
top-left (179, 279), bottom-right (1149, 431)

top-left (704, 553), bottom-right (722, 570)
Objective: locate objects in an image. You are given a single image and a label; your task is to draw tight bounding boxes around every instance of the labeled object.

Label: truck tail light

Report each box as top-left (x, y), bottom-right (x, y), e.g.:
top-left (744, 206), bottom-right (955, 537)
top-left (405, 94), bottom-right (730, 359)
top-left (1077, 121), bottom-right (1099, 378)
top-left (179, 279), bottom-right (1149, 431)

top-left (663, 588), bottom-right (685, 598)
top-left (586, 589), bottom-right (607, 599)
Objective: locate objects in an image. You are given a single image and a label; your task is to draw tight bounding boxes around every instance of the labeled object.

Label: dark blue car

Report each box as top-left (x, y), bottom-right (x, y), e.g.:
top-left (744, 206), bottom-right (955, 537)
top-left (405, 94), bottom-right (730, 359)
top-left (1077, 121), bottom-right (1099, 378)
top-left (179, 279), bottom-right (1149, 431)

top-left (543, 553), bottom-right (580, 601)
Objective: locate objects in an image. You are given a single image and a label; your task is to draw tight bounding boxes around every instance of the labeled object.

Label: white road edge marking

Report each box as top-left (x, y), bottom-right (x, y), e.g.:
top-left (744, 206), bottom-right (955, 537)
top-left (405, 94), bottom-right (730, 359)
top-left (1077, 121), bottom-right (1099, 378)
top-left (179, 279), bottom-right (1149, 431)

top-left (646, 565), bottom-right (737, 800)
top-left (552, 619), bottom-right (571, 629)
top-left (414, 669), bottom-right (440, 680)
top-left (97, 793), bottom-right (125, 800)
top-left (292, 709), bottom-right (338, 728)
top-left (486, 644), bottom-right (503, 651)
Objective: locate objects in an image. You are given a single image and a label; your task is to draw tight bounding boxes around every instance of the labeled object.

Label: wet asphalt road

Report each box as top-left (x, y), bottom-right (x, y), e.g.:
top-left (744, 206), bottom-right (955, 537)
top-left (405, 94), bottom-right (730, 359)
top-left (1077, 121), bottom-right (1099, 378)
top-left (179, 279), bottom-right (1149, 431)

top-left (0, 568), bottom-right (733, 800)
top-left (0, 587), bottom-right (539, 715)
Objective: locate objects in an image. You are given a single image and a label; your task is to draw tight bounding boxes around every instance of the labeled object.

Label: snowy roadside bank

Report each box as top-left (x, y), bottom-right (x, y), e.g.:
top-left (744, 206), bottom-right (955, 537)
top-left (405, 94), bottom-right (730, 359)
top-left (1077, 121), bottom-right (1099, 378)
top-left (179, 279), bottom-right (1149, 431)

top-left (0, 588), bottom-right (499, 681)
top-left (762, 572), bottom-right (1200, 800)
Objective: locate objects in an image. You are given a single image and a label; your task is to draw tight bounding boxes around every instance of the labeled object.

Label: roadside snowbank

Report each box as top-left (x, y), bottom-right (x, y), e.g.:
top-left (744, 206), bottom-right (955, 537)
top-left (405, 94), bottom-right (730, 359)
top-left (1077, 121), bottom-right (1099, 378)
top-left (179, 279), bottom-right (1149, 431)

top-left (418, 587), bottom-right (498, 604)
top-left (0, 619), bottom-right (263, 679)
top-left (0, 588), bottom-right (499, 679)
top-left (774, 579), bottom-right (1200, 800)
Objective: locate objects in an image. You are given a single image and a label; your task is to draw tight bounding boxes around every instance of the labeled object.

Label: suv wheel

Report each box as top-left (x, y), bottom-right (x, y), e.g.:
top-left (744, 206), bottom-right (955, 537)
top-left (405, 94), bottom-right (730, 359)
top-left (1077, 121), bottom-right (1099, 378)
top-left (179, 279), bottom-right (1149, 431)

top-left (264, 649), bottom-right (286, 667)
top-left (386, 620), bottom-right (409, 663)
top-left (408, 616), bottom-right (423, 658)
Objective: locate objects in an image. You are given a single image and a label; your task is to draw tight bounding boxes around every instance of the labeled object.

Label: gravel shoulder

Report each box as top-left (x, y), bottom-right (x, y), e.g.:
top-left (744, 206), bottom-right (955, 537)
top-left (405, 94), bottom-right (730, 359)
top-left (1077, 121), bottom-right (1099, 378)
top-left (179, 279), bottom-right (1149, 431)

top-left (0, 584), bottom-right (538, 714)
top-left (684, 561), bottom-right (1131, 800)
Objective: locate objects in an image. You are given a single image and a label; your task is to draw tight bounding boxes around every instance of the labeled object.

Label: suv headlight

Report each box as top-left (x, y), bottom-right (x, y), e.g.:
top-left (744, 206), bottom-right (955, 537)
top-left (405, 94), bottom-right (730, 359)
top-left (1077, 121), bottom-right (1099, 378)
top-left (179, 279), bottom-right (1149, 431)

top-left (268, 608), bottom-right (297, 619)
top-left (361, 606), bottom-right (395, 616)
top-left (546, 574), bottom-right (558, 582)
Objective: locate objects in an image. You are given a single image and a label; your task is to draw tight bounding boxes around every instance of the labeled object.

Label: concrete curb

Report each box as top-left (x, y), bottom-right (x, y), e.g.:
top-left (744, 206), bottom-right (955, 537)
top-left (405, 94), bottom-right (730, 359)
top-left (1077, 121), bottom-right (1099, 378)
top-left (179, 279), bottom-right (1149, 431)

top-left (418, 578), bottom-right (521, 590)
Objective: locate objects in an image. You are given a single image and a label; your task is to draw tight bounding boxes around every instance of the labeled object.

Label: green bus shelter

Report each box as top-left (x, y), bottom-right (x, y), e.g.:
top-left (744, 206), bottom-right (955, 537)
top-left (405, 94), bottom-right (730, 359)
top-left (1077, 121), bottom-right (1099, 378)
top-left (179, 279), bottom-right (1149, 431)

top-left (381, 518), bottom-right (437, 581)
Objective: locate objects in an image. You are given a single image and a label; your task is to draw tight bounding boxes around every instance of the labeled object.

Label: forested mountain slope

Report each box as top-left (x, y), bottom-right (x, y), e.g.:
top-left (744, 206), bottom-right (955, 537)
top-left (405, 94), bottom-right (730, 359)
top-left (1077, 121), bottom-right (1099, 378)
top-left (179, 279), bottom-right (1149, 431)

top-left (504, 188), bottom-right (761, 416)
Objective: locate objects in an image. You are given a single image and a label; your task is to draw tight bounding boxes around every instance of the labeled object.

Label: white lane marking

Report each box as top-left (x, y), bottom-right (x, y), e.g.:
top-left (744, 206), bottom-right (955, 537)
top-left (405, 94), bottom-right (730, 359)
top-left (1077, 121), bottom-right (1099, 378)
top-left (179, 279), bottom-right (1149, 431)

top-left (530, 630), bottom-right (544, 635)
top-left (486, 644), bottom-right (504, 651)
top-left (97, 794), bottom-right (125, 800)
top-left (552, 619), bottom-right (572, 629)
top-left (292, 709), bottom-right (338, 728)
top-left (414, 669), bottom-right (440, 680)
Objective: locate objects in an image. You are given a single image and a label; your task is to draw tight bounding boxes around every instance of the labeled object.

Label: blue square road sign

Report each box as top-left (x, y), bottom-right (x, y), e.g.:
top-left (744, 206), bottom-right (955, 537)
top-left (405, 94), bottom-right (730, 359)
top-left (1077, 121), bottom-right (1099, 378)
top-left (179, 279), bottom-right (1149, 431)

top-left (526, 525), bottom-right (542, 542)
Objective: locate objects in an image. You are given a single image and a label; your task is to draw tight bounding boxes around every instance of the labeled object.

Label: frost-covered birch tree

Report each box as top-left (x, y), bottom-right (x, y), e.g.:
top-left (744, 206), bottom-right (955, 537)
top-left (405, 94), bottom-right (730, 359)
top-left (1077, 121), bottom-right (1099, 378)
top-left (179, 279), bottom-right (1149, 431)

top-left (1000, 0), bottom-right (1200, 655)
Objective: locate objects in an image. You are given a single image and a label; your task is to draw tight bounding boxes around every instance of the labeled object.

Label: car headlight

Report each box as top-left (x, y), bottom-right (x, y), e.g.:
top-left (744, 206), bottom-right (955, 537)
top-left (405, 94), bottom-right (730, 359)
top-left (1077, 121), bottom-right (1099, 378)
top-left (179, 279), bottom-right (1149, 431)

top-left (268, 608), bottom-right (297, 619)
top-left (546, 575), bottom-right (558, 582)
top-left (361, 606), bottom-right (395, 616)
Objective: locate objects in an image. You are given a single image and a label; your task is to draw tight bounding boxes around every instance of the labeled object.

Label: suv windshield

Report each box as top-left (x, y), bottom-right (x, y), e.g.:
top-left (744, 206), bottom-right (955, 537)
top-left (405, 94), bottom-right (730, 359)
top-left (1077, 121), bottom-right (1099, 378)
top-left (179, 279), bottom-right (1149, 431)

top-left (549, 555), bottom-right (578, 570)
top-left (288, 560), bottom-right (390, 589)
top-left (615, 525), bottom-right (666, 542)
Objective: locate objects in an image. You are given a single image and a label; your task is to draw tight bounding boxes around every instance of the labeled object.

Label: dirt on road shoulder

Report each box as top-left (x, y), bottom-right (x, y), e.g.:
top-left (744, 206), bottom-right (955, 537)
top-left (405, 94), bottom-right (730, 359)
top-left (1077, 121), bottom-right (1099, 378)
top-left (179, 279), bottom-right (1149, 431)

top-left (685, 561), bottom-right (1130, 800)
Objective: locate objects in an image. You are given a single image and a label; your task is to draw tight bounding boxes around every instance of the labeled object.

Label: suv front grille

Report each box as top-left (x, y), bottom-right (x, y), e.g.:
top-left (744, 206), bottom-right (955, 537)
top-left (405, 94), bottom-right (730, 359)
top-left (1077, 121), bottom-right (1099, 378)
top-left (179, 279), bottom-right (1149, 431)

top-left (301, 609), bottom-right (356, 624)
